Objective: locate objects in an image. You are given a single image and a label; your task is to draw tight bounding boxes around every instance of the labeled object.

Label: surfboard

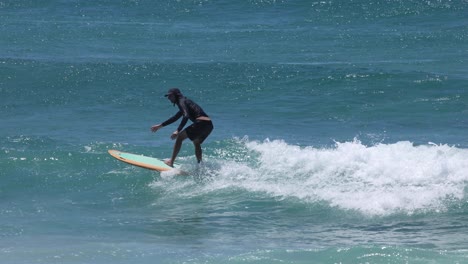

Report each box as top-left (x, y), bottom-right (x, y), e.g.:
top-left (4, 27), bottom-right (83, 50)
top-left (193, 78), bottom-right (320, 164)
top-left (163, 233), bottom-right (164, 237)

top-left (108, 149), bottom-right (178, 172)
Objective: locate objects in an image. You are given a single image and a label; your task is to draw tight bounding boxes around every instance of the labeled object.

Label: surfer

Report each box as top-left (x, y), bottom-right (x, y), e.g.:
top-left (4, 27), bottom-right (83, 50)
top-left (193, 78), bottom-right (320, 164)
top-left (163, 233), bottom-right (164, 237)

top-left (151, 88), bottom-right (214, 167)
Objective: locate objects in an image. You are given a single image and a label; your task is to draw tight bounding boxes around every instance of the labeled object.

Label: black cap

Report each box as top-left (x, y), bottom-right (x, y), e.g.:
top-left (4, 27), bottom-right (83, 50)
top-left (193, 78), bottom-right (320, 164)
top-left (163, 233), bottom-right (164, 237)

top-left (164, 88), bottom-right (182, 97)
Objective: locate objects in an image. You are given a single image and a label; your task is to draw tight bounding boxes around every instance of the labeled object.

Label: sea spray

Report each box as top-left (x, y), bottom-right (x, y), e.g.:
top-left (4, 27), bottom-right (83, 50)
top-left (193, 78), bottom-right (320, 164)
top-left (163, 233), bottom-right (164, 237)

top-left (155, 139), bottom-right (468, 216)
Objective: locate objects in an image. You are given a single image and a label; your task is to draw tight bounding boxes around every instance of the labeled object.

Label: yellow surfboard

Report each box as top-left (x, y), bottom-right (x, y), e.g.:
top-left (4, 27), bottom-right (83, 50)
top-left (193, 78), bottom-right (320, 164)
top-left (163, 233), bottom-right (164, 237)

top-left (108, 149), bottom-right (179, 172)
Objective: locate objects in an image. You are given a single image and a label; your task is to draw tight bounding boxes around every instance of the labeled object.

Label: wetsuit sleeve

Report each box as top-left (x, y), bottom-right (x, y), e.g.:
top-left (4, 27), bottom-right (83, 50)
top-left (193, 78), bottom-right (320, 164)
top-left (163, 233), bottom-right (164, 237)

top-left (174, 98), bottom-right (190, 132)
top-left (161, 111), bottom-right (183, 127)
top-left (177, 117), bottom-right (189, 132)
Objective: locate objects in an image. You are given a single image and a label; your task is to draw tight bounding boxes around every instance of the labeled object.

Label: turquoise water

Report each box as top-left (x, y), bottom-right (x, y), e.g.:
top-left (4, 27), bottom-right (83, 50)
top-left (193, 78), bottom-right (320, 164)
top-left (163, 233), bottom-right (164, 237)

top-left (1, 1), bottom-right (468, 263)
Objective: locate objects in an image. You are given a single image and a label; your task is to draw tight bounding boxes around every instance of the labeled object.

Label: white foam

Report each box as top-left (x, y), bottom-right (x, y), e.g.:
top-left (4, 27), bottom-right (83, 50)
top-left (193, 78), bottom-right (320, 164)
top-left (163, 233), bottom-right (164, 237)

top-left (212, 139), bottom-right (468, 216)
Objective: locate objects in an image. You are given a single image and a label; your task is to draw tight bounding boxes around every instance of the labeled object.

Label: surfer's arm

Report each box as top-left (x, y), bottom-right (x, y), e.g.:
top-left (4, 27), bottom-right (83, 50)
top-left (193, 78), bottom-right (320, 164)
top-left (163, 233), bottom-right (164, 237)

top-left (174, 98), bottom-right (190, 132)
top-left (176, 116), bottom-right (189, 132)
top-left (161, 111), bottom-right (183, 127)
top-left (151, 111), bottom-right (183, 132)
top-left (167, 117), bottom-right (188, 140)
top-left (151, 124), bottom-right (162, 132)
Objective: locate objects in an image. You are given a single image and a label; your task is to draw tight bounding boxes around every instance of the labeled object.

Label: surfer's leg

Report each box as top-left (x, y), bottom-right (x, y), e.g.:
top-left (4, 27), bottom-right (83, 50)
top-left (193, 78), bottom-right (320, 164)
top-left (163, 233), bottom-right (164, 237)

top-left (193, 141), bottom-right (202, 163)
top-left (166, 130), bottom-right (188, 167)
top-left (185, 122), bottom-right (212, 164)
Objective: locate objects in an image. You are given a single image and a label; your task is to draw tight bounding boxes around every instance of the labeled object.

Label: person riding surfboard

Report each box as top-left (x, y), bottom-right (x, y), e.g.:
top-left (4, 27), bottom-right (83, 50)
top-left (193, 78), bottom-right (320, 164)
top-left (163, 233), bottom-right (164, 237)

top-left (151, 88), bottom-right (214, 167)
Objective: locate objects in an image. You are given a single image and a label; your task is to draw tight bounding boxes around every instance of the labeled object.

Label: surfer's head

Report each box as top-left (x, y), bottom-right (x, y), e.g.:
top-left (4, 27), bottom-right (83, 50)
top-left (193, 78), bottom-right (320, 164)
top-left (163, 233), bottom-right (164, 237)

top-left (165, 88), bottom-right (182, 105)
top-left (165, 88), bottom-right (182, 97)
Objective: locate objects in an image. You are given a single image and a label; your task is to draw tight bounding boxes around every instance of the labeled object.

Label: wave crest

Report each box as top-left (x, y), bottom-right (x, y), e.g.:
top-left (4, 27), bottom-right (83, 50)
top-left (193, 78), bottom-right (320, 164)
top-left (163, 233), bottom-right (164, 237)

top-left (207, 138), bottom-right (468, 216)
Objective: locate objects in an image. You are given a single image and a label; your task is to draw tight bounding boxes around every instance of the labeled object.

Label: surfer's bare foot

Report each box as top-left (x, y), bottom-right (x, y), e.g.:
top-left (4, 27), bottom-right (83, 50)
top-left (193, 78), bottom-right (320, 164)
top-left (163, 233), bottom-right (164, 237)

top-left (164, 159), bottom-right (174, 168)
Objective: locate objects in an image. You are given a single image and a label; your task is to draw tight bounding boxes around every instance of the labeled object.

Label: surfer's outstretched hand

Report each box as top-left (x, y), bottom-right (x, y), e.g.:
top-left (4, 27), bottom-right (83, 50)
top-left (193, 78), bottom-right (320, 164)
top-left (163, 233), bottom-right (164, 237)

top-left (151, 124), bottom-right (162, 132)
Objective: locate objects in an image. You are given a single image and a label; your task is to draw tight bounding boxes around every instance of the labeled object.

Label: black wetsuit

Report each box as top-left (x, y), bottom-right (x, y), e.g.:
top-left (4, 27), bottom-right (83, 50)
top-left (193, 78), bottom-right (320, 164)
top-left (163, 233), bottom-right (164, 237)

top-left (161, 97), bottom-right (213, 143)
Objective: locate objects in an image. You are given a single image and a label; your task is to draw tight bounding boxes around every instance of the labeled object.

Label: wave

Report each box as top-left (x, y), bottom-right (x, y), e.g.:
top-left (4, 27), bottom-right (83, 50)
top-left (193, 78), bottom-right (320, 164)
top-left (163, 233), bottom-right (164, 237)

top-left (157, 138), bottom-right (468, 217)
top-left (3, 135), bottom-right (467, 217)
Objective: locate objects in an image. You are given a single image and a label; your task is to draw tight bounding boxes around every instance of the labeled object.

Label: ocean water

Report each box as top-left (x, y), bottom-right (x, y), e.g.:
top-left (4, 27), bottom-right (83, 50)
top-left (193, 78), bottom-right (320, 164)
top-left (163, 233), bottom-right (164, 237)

top-left (1, 0), bottom-right (468, 263)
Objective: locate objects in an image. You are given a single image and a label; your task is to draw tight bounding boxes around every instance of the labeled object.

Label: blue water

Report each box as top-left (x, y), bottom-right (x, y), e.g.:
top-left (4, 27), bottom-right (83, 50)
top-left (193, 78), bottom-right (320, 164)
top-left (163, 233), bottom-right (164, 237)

top-left (1, 1), bottom-right (468, 263)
